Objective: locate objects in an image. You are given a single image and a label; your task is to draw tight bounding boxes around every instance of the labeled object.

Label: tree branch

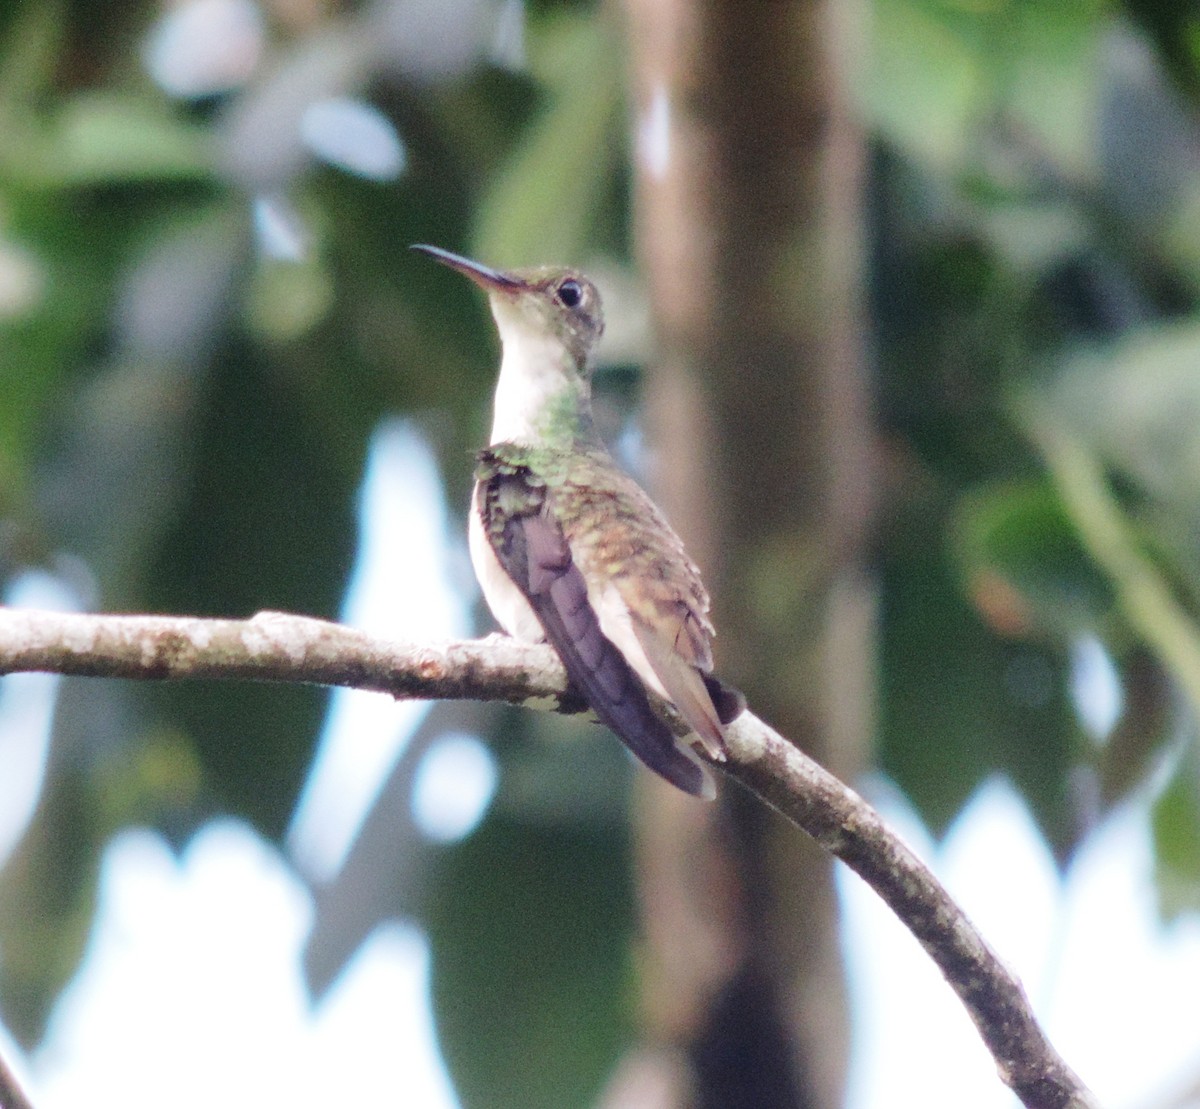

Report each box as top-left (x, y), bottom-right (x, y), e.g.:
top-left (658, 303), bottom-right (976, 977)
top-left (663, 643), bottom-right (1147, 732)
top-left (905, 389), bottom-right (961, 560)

top-left (0, 607), bottom-right (1098, 1109)
top-left (0, 1045), bottom-right (34, 1109)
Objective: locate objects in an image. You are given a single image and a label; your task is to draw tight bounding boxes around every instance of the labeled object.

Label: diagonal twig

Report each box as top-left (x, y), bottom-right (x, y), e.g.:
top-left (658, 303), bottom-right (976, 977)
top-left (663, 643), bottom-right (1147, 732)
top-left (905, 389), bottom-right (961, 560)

top-left (0, 1044), bottom-right (34, 1109)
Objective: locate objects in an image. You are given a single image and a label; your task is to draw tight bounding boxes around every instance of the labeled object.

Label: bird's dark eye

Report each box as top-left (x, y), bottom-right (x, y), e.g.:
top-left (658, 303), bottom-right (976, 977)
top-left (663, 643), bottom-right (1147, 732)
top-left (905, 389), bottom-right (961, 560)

top-left (556, 279), bottom-right (583, 308)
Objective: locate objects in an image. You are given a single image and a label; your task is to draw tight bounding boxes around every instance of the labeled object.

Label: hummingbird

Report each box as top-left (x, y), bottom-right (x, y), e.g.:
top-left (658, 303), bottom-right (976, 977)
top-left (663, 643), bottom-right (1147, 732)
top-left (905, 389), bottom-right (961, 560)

top-left (413, 244), bottom-right (742, 798)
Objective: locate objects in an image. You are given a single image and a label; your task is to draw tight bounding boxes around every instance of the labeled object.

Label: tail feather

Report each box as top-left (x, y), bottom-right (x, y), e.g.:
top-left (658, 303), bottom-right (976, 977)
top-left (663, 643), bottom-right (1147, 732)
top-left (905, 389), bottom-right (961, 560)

top-left (703, 673), bottom-right (746, 726)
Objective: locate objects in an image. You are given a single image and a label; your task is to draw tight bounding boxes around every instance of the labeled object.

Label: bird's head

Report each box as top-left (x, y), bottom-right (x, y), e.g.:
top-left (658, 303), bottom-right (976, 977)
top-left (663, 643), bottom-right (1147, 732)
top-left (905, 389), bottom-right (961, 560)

top-left (412, 244), bottom-right (605, 375)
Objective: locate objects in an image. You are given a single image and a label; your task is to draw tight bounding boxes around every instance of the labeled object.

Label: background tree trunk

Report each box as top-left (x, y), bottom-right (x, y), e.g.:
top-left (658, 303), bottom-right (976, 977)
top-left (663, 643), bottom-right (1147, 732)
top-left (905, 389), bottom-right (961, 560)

top-left (616, 2), bottom-right (873, 1105)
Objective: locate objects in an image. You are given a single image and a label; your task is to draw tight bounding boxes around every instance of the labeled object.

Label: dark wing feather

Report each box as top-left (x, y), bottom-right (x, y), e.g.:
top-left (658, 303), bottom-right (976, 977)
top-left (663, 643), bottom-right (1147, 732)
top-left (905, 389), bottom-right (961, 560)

top-left (498, 504), bottom-right (712, 798)
top-left (703, 673), bottom-right (746, 726)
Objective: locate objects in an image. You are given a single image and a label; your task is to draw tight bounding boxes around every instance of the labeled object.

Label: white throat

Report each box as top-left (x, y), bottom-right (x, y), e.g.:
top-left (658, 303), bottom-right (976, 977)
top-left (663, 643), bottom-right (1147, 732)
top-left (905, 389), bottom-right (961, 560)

top-left (488, 298), bottom-right (576, 445)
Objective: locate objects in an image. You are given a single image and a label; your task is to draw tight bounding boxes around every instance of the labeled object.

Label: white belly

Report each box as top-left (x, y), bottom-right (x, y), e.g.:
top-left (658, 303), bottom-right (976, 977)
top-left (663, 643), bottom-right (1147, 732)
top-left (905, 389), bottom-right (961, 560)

top-left (469, 484), bottom-right (545, 642)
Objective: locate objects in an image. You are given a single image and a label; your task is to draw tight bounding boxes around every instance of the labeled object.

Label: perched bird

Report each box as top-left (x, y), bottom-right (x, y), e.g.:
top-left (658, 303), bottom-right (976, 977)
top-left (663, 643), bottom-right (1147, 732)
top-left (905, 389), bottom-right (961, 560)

top-left (413, 245), bottom-right (741, 797)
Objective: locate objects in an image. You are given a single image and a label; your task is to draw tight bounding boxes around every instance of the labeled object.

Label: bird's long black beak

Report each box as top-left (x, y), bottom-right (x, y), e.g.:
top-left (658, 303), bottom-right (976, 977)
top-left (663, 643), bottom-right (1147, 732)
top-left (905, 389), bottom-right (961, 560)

top-left (411, 244), bottom-right (522, 292)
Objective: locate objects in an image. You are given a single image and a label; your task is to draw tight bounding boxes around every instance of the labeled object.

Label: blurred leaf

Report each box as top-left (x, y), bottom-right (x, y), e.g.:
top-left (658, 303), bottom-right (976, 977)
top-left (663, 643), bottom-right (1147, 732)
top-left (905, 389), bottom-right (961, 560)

top-left (1044, 320), bottom-right (1200, 520)
top-left (973, 201), bottom-right (1089, 277)
top-left (473, 12), bottom-right (623, 263)
top-left (48, 94), bottom-right (211, 186)
top-left (954, 478), bottom-right (1114, 640)
top-left (867, 0), bottom-right (1104, 178)
top-left (1152, 744), bottom-right (1200, 917)
top-left (6, 94), bottom-right (211, 188)
top-left (1003, 2), bottom-right (1104, 177)
top-left (864, 0), bottom-right (981, 173)
top-left (1028, 409), bottom-right (1200, 744)
top-left (0, 1), bottom-right (65, 112)
top-left (426, 813), bottom-right (633, 1109)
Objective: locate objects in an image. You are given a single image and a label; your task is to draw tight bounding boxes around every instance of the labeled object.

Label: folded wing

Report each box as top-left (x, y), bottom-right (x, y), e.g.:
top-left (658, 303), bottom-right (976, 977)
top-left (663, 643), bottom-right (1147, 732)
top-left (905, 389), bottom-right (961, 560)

top-left (486, 471), bottom-right (714, 798)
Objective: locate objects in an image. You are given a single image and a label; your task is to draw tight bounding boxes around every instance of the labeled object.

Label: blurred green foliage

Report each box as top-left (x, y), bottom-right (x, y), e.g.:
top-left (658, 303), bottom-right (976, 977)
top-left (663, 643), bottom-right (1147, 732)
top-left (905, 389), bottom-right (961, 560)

top-left (867, 0), bottom-right (1200, 895)
top-left (3, 0), bottom-right (1200, 1104)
